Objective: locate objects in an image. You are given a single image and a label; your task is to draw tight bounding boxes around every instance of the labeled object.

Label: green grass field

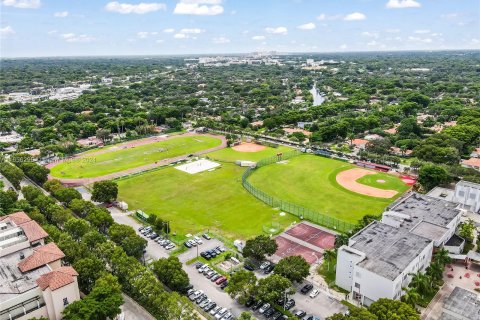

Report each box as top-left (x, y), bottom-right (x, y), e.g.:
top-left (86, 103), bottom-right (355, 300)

top-left (247, 155), bottom-right (409, 224)
top-left (206, 145), bottom-right (293, 162)
top-left (50, 136), bottom-right (222, 178)
top-left (117, 161), bottom-right (295, 239)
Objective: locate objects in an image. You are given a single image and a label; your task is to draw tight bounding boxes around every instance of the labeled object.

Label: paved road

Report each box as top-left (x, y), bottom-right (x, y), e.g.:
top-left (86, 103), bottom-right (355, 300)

top-left (119, 294), bottom-right (156, 320)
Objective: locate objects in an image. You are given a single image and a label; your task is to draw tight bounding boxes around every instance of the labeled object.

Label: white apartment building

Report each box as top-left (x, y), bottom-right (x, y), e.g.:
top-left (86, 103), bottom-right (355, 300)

top-left (454, 180), bottom-right (480, 213)
top-left (336, 193), bottom-right (462, 306)
top-left (0, 212), bottom-right (80, 320)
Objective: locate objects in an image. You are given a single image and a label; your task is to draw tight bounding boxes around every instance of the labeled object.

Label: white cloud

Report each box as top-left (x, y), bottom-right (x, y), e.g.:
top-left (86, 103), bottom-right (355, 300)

top-left (317, 13), bottom-right (326, 21)
top-left (317, 13), bottom-right (342, 21)
top-left (174, 33), bottom-right (187, 39)
top-left (137, 31), bottom-right (150, 38)
top-left (252, 35), bottom-right (265, 41)
top-left (408, 36), bottom-right (432, 43)
top-left (179, 28), bottom-right (204, 34)
top-left (0, 25), bottom-right (15, 36)
top-left (212, 36), bottom-right (230, 44)
top-left (174, 0), bottom-right (223, 16)
top-left (344, 12), bottom-right (366, 21)
top-left (60, 33), bottom-right (95, 42)
top-left (361, 31), bottom-right (379, 38)
top-left (367, 40), bottom-right (378, 46)
top-left (163, 28), bottom-right (175, 33)
top-left (414, 29), bottom-right (430, 34)
top-left (54, 11), bottom-right (68, 17)
top-left (265, 27), bottom-right (287, 35)
top-left (340, 44), bottom-right (347, 49)
top-left (297, 23), bottom-right (316, 30)
top-left (386, 0), bottom-right (421, 9)
top-left (105, 2), bottom-right (166, 14)
top-left (2, 0), bottom-right (40, 9)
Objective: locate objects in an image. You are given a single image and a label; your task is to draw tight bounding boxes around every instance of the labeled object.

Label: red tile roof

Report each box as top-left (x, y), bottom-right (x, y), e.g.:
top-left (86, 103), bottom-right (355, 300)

top-left (0, 211), bottom-right (48, 243)
top-left (36, 266), bottom-right (78, 291)
top-left (351, 139), bottom-right (369, 146)
top-left (462, 158), bottom-right (480, 168)
top-left (18, 243), bottom-right (65, 272)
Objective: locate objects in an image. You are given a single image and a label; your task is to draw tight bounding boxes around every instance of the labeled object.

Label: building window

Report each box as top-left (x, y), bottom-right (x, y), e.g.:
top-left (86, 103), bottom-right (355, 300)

top-left (354, 282), bottom-right (360, 289)
top-left (63, 298), bottom-right (69, 306)
top-left (458, 191), bottom-right (465, 197)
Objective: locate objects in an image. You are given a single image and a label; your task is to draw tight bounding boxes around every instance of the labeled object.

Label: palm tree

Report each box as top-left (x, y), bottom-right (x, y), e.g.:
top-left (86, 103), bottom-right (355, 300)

top-left (434, 248), bottom-right (452, 267)
top-left (409, 272), bottom-right (431, 298)
top-left (323, 249), bottom-right (336, 271)
top-left (335, 234), bottom-right (349, 249)
top-left (427, 261), bottom-right (444, 283)
top-left (401, 287), bottom-right (421, 307)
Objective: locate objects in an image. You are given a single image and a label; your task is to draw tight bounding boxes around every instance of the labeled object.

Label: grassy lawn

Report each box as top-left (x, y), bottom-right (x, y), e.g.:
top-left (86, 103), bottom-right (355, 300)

top-left (51, 135), bottom-right (222, 178)
top-left (206, 145), bottom-right (293, 162)
top-left (117, 162), bottom-right (295, 240)
top-left (356, 173), bottom-right (410, 192)
top-left (247, 155), bottom-right (408, 224)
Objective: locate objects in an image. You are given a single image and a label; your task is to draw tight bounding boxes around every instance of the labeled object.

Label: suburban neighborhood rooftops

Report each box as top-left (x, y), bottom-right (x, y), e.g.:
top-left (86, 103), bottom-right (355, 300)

top-left (350, 221), bottom-right (432, 280)
top-left (36, 266), bottom-right (78, 291)
top-left (441, 286), bottom-right (480, 320)
top-left (18, 242), bottom-right (65, 272)
top-left (0, 211), bottom-right (48, 243)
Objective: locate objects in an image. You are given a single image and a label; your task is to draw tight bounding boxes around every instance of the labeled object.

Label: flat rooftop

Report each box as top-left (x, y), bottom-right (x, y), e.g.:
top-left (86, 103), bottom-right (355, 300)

top-left (389, 192), bottom-right (460, 236)
top-left (442, 286), bottom-right (480, 320)
top-left (0, 247), bottom-right (51, 303)
top-left (350, 221), bottom-right (432, 281)
top-left (427, 187), bottom-right (455, 203)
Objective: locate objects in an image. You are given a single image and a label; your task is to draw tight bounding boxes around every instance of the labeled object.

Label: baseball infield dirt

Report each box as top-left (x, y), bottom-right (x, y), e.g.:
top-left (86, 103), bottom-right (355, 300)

top-left (336, 168), bottom-right (398, 198)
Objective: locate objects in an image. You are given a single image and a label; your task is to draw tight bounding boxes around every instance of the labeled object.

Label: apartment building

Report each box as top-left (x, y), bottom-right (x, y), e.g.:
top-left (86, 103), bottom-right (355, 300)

top-left (0, 212), bottom-right (80, 320)
top-left (336, 193), bottom-right (462, 306)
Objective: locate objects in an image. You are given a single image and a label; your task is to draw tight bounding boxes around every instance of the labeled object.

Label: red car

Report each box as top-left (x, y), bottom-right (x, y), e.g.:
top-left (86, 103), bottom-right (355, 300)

top-left (215, 277), bottom-right (227, 285)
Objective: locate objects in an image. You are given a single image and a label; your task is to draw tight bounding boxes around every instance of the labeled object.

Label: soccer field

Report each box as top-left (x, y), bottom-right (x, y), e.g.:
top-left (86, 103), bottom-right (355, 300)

top-left (50, 135), bottom-right (222, 179)
top-left (117, 163), bottom-right (295, 239)
top-left (247, 155), bottom-right (409, 224)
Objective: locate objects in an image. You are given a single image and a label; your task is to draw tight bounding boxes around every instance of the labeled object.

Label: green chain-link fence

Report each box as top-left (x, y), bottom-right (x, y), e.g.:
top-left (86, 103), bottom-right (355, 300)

top-left (243, 151), bottom-right (355, 233)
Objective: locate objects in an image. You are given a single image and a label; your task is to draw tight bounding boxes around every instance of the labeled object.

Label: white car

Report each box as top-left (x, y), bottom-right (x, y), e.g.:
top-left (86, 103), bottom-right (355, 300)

top-left (215, 308), bottom-right (227, 319)
top-left (198, 265), bottom-right (208, 273)
top-left (188, 239), bottom-right (197, 247)
top-left (259, 303), bottom-right (270, 314)
top-left (260, 261), bottom-right (270, 270)
top-left (309, 289), bottom-right (319, 298)
top-left (194, 236), bottom-right (203, 244)
top-left (221, 312), bottom-right (233, 320)
top-left (210, 306), bottom-right (221, 315)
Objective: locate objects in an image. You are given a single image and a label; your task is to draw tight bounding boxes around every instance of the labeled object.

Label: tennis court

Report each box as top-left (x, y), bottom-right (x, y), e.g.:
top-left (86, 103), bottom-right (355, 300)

top-left (274, 236), bottom-right (323, 264)
top-left (286, 222), bottom-right (336, 250)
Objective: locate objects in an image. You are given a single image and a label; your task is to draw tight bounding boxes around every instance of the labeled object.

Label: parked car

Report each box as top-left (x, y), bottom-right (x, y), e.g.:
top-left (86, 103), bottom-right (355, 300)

top-left (215, 276), bottom-right (226, 285)
top-left (300, 284), bottom-right (313, 294)
top-left (251, 300), bottom-right (263, 311)
top-left (205, 302), bottom-right (216, 312)
top-left (264, 264), bottom-right (275, 274)
top-left (294, 310), bottom-right (306, 318)
top-left (188, 239), bottom-right (197, 247)
top-left (260, 261), bottom-right (271, 270)
top-left (149, 233), bottom-right (158, 239)
top-left (186, 288), bottom-right (195, 296)
top-left (211, 274), bottom-right (221, 282)
top-left (215, 308), bottom-right (227, 319)
top-left (210, 306), bottom-right (222, 315)
top-left (309, 289), bottom-right (319, 298)
top-left (184, 241), bottom-right (192, 248)
top-left (259, 303), bottom-right (271, 314)
top-left (245, 298), bottom-right (255, 308)
top-left (194, 236), bottom-right (203, 244)
top-left (264, 307), bottom-right (275, 317)
top-left (271, 311), bottom-right (283, 320)
top-left (165, 244), bottom-right (175, 250)
top-left (285, 299), bottom-right (295, 310)
top-left (221, 312), bottom-right (233, 320)
top-left (199, 298), bottom-right (211, 308)
top-left (219, 281), bottom-right (228, 290)
top-left (244, 263), bottom-right (255, 271)
top-left (138, 227), bottom-right (144, 232)
top-left (202, 233), bottom-right (211, 240)
top-left (195, 294), bottom-right (206, 304)
top-left (189, 290), bottom-right (203, 301)
top-left (195, 262), bottom-right (204, 269)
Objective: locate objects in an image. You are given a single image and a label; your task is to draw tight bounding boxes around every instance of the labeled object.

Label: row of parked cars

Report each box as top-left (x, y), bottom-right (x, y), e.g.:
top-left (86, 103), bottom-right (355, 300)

top-left (187, 288), bottom-right (233, 320)
top-left (244, 260), bottom-right (275, 274)
top-left (138, 226), bottom-right (175, 250)
top-left (244, 298), bottom-right (289, 320)
top-left (200, 246), bottom-right (226, 260)
top-left (195, 262), bottom-right (229, 289)
top-left (184, 233), bottom-right (211, 248)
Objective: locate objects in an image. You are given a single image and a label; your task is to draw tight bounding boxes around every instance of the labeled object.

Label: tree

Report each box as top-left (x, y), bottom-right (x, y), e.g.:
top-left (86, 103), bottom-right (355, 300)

top-left (85, 208), bottom-right (114, 234)
top-left (96, 128), bottom-right (111, 143)
top-left (238, 312), bottom-right (255, 320)
top-left (54, 188), bottom-right (82, 204)
top-left (274, 255), bottom-right (310, 283)
top-left (401, 287), bottom-right (421, 308)
top-left (434, 248), bottom-right (451, 267)
top-left (121, 235), bottom-right (147, 259)
top-left (458, 219), bottom-right (475, 242)
top-left (21, 185), bottom-right (43, 202)
top-left (43, 179), bottom-right (63, 193)
top-left (152, 256), bottom-right (190, 292)
top-left (0, 162), bottom-right (24, 189)
top-left (418, 164), bottom-right (449, 191)
top-left (243, 235), bottom-right (278, 261)
top-left (225, 270), bottom-right (257, 304)
top-left (368, 298), bottom-right (419, 320)
top-left (91, 180), bottom-right (118, 203)
top-left (253, 274), bottom-right (293, 304)
top-left (327, 306), bottom-right (377, 320)
top-left (73, 256), bottom-right (106, 293)
top-left (65, 218), bottom-right (91, 241)
top-left (108, 223), bottom-right (135, 243)
top-left (0, 189), bottom-right (18, 213)
top-left (323, 249), bottom-right (336, 271)
top-left (408, 272), bottom-right (431, 298)
top-left (18, 162), bottom-right (50, 185)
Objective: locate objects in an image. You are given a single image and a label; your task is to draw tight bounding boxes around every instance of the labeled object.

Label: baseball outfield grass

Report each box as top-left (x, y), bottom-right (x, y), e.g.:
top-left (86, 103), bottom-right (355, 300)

top-left (206, 145), bottom-right (293, 162)
top-left (247, 155), bottom-right (409, 223)
top-left (50, 135), bottom-right (222, 179)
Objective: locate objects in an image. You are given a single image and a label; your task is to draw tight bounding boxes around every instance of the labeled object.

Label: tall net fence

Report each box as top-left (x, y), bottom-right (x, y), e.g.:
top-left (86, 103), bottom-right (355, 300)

top-left (243, 151), bottom-right (356, 233)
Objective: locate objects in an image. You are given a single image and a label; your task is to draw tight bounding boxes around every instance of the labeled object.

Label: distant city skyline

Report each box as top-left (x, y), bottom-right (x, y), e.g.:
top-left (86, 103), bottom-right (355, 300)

top-left (1, 0), bottom-right (479, 57)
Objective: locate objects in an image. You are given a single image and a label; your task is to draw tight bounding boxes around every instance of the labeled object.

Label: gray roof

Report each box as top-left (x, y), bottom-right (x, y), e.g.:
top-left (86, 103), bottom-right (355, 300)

top-left (442, 287), bottom-right (480, 320)
top-left (0, 247), bottom-right (51, 303)
top-left (350, 221), bottom-right (432, 281)
top-left (389, 192), bottom-right (460, 239)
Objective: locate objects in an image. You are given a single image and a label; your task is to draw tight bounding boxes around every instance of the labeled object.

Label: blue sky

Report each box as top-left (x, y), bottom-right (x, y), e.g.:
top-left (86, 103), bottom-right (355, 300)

top-left (1, 0), bottom-right (479, 57)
